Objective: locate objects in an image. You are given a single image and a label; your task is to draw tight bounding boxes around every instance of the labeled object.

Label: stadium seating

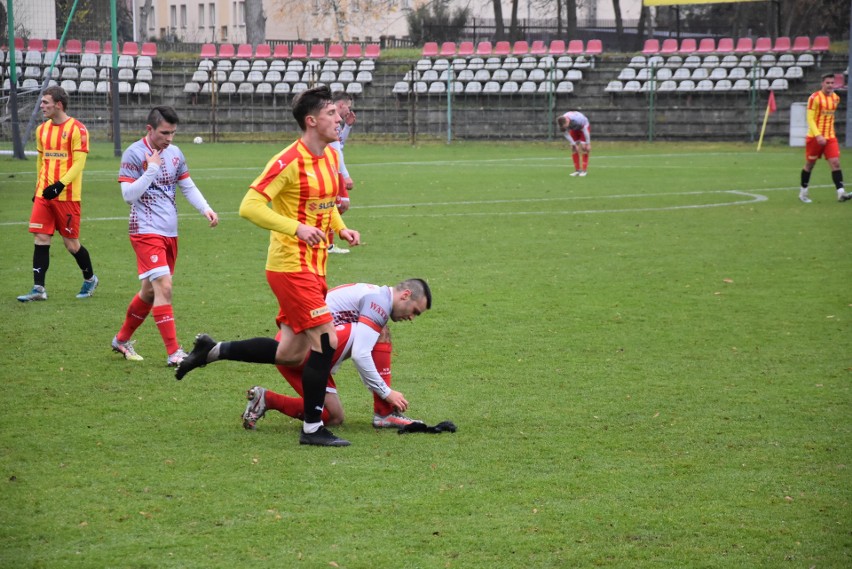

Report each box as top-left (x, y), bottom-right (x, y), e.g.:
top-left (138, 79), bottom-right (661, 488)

top-left (697, 38), bottom-right (715, 54)
top-left (308, 44), bottom-right (324, 58)
top-left (123, 42), bottom-right (139, 56)
top-left (84, 40), bottom-right (100, 54)
top-left (291, 44), bottom-right (308, 58)
top-left (585, 39), bottom-right (602, 56)
top-left (811, 36), bottom-right (830, 52)
top-left (219, 44), bottom-right (235, 58)
top-left (494, 41), bottom-right (511, 56)
top-left (679, 38), bottom-right (697, 54)
top-left (236, 44), bottom-right (253, 58)
top-left (512, 41), bottom-right (529, 55)
top-left (273, 44), bottom-right (290, 58)
top-left (422, 42), bottom-right (439, 57)
top-left (643, 39), bottom-right (660, 55)
top-left (457, 42), bottom-right (474, 57)
top-left (327, 44), bottom-right (344, 59)
top-left (566, 40), bottom-right (584, 55)
top-left (200, 44), bottom-right (216, 58)
top-left (530, 41), bottom-right (546, 55)
top-left (753, 37), bottom-right (772, 53)
top-left (65, 39), bottom-right (82, 54)
top-left (549, 40), bottom-right (566, 55)
top-left (773, 37), bottom-right (791, 52)
top-left (660, 39), bottom-right (678, 55)
top-left (476, 41), bottom-right (493, 56)
top-left (141, 42), bottom-right (158, 57)
top-left (734, 38), bottom-right (753, 53)
top-left (345, 44), bottom-right (362, 58)
top-left (716, 38), bottom-right (734, 53)
top-left (364, 44), bottom-right (380, 58)
top-left (440, 42), bottom-right (456, 57)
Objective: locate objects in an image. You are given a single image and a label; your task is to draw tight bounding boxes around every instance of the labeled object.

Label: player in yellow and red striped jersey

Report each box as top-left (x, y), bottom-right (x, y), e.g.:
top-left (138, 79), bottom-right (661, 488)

top-left (17, 86), bottom-right (99, 302)
top-left (176, 86), bottom-right (360, 447)
top-left (799, 73), bottom-right (851, 203)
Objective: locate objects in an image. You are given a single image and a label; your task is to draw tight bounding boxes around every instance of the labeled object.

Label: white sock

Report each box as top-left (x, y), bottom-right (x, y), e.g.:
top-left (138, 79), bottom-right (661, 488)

top-left (303, 421), bottom-right (323, 434)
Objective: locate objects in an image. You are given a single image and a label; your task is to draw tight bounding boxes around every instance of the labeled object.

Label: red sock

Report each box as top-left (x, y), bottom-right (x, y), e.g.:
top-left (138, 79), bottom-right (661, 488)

top-left (582, 153), bottom-right (589, 171)
top-left (117, 293), bottom-right (152, 342)
top-left (372, 342), bottom-right (395, 416)
top-left (264, 389), bottom-right (330, 422)
top-left (152, 304), bottom-right (179, 354)
top-left (572, 153), bottom-right (581, 171)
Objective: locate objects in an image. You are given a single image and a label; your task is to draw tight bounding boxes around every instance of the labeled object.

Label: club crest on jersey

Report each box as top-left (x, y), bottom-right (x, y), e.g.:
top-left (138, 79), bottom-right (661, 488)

top-left (172, 157), bottom-right (180, 168)
top-left (150, 254), bottom-right (159, 263)
top-left (310, 306), bottom-right (330, 318)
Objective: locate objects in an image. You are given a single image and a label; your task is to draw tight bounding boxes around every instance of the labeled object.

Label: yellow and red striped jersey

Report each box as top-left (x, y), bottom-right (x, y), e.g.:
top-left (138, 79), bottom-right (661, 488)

top-left (806, 90), bottom-right (839, 140)
top-left (248, 139), bottom-right (344, 275)
top-left (35, 117), bottom-right (89, 201)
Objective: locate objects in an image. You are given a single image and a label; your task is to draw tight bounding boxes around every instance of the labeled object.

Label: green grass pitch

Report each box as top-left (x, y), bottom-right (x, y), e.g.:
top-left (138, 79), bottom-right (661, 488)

top-left (0, 140), bottom-right (849, 568)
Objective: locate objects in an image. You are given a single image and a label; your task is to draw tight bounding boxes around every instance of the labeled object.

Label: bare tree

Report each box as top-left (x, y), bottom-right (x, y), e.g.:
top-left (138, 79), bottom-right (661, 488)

top-left (245, 0), bottom-right (267, 45)
top-left (612, 0), bottom-right (623, 48)
top-left (509, 0), bottom-right (520, 40)
top-left (137, 0), bottom-right (153, 41)
top-left (491, 0), bottom-right (505, 40)
top-left (566, 0), bottom-right (577, 38)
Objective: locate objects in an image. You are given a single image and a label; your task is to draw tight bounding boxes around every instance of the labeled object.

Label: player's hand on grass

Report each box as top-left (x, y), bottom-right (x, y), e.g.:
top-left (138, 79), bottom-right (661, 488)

top-left (42, 181), bottom-right (65, 200)
top-left (296, 223), bottom-right (327, 246)
top-left (339, 228), bottom-right (360, 247)
top-left (385, 390), bottom-right (409, 413)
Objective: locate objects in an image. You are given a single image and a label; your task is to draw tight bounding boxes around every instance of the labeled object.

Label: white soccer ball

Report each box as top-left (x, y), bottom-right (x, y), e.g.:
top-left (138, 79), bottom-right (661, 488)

top-left (193, 136), bottom-right (203, 144)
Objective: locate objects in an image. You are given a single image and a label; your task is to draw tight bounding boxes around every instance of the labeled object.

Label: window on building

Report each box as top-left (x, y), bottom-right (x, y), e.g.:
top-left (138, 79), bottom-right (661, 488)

top-left (198, 4), bottom-right (205, 28)
top-left (352, 0), bottom-right (360, 13)
top-left (148, 6), bottom-right (156, 30)
top-left (233, 1), bottom-right (245, 26)
top-left (209, 3), bottom-right (216, 28)
top-left (170, 5), bottom-right (177, 29)
top-left (180, 4), bottom-right (187, 28)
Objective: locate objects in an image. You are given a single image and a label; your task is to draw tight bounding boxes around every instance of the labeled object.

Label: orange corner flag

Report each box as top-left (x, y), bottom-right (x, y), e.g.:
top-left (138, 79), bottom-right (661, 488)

top-left (757, 91), bottom-right (776, 151)
top-left (768, 90), bottom-right (777, 113)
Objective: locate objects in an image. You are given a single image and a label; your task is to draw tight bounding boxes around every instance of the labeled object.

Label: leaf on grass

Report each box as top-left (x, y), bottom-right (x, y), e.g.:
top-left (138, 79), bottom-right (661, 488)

top-left (723, 278), bottom-right (734, 284)
top-left (79, 521), bottom-right (88, 527)
top-left (784, 496), bottom-right (793, 502)
top-left (653, 412), bottom-right (660, 418)
top-left (139, 511), bottom-right (153, 518)
top-left (329, 562), bottom-right (339, 567)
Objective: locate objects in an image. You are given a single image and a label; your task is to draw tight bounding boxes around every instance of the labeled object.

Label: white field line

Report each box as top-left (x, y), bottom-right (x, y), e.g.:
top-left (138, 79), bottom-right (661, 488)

top-left (0, 187), bottom-right (813, 227)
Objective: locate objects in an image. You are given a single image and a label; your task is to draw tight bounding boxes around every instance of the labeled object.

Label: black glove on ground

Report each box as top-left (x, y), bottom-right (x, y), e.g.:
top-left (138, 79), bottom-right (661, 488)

top-left (397, 420), bottom-right (457, 434)
top-left (42, 181), bottom-right (65, 200)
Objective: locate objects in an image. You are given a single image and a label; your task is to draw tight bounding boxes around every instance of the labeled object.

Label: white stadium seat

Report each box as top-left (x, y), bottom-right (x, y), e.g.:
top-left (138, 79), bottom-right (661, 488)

top-left (605, 80), bottom-right (623, 93)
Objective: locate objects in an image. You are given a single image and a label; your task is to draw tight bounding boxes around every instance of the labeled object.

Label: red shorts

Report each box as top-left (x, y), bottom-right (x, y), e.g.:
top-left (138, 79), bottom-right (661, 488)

top-left (130, 234), bottom-right (178, 280)
top-left (266, 270), bottom-right (332, 334)
top-left (569, 126), bottom-right (590, 145)
top-left (29, 198), bottom-right (81, 239)
top-left (274, 324), bottom-right (350, 393)
top-left (806, 137), bottom-right (840, 161)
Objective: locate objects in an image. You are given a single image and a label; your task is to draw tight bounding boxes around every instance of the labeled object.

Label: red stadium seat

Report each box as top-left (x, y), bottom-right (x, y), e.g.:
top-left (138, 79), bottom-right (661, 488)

top-left (716, 37), bottom-right (734, 53)
top-left (27, 39), bottom-right (44, 51)
top-left (47, 39), bottom-right (60, 51)
top-left (493, 41), bottom-right (511, 56)
top-left (660, 38), bottom-right (678, 54)
top-left (773, 36), bottom-right (791, 52)
top-left (309, 44), bottom-right (325, 58)
top-left (811, 35), bottom-right (830, 52)
top-left (218, 44), bottom-right (235, 58)
top-left (529, 40), bottom-right (546, 55)
top-left (585, 39), bottom-right (602, 55)
top-left (14, 37), bottom-right (25, 50)
top-left (512, 41), bottom-right (529, 55)
top-left (236, 43), bottom-right (253, 58)
top-left (697, 38), bottom-right (715, 53)
top-left (457, 41), bottom-right (474, 57)
top-left (65, 39), bottom-right (82, 54)
top-left (141, 42), bottom-right (158, 57)
top-left (422, 42), bottom-right (438, 57)
top-left (734, 37), bottom-right (753, 53)
top-left (200, 43), bottom-right (216, 58)
top-left (753, 37), bottom-right (772, 53)
top-left (566, 39), bottom-right (584, 55)
top-left (254, 44), bottom-right (271, 58)
top-left (102, 40), bottom-right (114, 54)
top-left (345, 44), bottom-right (362, 58)
top-left (291, 43), bottom-right (308, 58)
top-left (364, 43), bottom-right (380, 58)
top-left (273, 44), bottom-right (290, 58)
top-left (122, 42), bottom-right (139, 56)
top-left (440, 42), bottom-right (456, 57)
top-left (84, 40), bottom-right (101, 54)
top-left (327, 44), bottom-right (344, 58)
top-left (548, 40), bottom-right (566, 55)
top-left (790, 36), bottom-right (810, 53)
top-left (475, 41), bottom-right (492, 56)
top-left (642, 39), bottom-right (660, 55)
top-left (678, 38), bottom-right (697, 53)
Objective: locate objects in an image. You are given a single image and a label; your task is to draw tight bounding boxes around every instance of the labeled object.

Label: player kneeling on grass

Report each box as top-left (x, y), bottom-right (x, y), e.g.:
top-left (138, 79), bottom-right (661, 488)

top-left (176, 279), bottom-right (432, 440)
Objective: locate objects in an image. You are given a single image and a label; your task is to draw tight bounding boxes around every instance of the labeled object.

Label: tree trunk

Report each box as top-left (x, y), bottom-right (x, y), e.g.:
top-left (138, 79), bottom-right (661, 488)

top-left (612, 0), bottom-right (623, 51)
top-left (245, 0), bottom-right (266, 46)
top-left (566, 0), bottom-right (577, 38)
top-left (509, 0), bottom-right (519, 41)
top-left (635, 5), bottom-right (647, 52)
top-left (138, 0), bottom-right (153, 42)
top-left (491, 0), bottom-right (504, 40)
top-left (327, 0), bottom-right (347, 44)
top-left (556, 0), bottom-right (562, 37)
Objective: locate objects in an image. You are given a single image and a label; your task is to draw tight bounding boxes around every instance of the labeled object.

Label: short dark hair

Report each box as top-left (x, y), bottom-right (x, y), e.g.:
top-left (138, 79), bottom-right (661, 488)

top-left (147, 106), bottom-right (180, 129)
top-left (398, 278), bottom-right (432, 310)
top-left (332, 90), bottom-right (351, 103)
top-left (822, 72), bottom-right (835, 82)
top-left (292, 86), bottom-right (333, 130)
top-left (44, 86), bottom-right (69, 111)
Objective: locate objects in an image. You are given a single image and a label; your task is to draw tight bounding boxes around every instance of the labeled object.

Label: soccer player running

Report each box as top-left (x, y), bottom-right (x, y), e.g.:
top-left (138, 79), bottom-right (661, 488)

top-left (18, 86), bottom-right (99, 302)
top-left (179, 86), bottom-right (360, 447)
top-left (111, 106), bottom-right (219, 365)
top-left (177, 279), bottom-right (431, 431)
top-left (556, 110), bottom-right (591, 177)
top-left (327, 91), bottom-right (356, 254)
top-left (799, 73), bottom-right (851, 204)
